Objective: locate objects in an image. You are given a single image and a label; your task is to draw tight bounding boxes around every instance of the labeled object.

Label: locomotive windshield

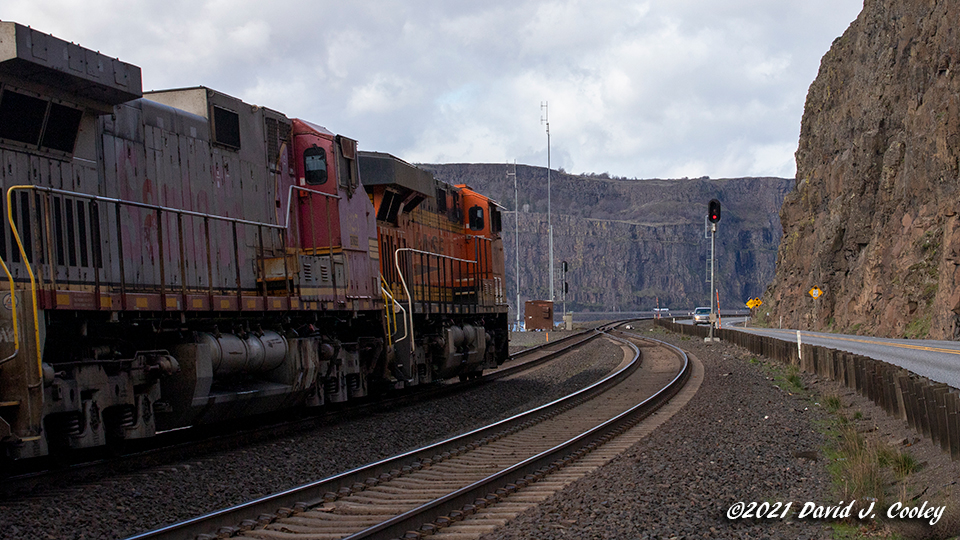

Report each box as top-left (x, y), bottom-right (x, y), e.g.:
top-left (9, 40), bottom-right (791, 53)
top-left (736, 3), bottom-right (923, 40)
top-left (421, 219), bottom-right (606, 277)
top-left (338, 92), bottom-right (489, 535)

top-left (304, 145), bottom-right (328, 184)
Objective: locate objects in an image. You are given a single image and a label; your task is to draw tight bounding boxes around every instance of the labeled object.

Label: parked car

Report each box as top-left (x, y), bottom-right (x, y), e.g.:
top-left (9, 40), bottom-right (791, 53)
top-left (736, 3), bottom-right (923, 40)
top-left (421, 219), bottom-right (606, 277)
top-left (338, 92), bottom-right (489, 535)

top-left (693, 307), bottom-right (712, 325)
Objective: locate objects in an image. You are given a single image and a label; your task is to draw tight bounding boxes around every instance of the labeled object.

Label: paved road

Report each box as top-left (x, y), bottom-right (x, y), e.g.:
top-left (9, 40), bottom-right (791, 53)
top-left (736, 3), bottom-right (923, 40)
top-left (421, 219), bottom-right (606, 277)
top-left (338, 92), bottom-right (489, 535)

top-left (733, 324), bottom-right (960, 390)
top-left (673, 315), bottom-right (960, 388)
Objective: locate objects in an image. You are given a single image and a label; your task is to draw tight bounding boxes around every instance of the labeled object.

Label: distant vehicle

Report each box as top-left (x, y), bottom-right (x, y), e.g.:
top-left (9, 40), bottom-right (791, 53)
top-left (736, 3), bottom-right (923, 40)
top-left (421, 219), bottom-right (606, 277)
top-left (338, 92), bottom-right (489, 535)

top-left (654, 308), bottom-right (670, 312)
top-left (693, 307), bottom-right (712, 325)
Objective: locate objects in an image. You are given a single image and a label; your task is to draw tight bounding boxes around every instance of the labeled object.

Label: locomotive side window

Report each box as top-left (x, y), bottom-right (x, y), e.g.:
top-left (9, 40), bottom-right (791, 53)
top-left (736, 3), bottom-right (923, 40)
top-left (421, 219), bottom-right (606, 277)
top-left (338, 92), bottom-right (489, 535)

top-left (377, 190), bottom-right (403, 225)
top-left (41, 103), bottom-right (83, 153)
top-left (0, 90), bottom-right (47, 146)
top-left (336, 136), bottom-right (358, 191)
top-left (212, 105), bottom-right (241, 149)
top-left (490, 205), bottom-right (502, 234)
top-left (304, 146), bottom-right (328, 185)
top-left (436, 187), bottom-right (447, 212)
top-left (468, 205), bottom-right (484, 231)
top-left (450, 193), bottom-right (462, 222)
top-left (0, 89), bottom-right (84, 153)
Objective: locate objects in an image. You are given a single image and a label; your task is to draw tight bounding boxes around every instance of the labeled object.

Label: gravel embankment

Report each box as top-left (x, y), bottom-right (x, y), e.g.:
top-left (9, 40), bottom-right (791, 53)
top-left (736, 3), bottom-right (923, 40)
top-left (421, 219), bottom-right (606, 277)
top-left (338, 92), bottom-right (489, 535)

top-left (482, 323), bottom-right (835, 540)
top-left (1, 338), bottom-right (623, 540)
top-left (508, 329), bottom-right (580, 353)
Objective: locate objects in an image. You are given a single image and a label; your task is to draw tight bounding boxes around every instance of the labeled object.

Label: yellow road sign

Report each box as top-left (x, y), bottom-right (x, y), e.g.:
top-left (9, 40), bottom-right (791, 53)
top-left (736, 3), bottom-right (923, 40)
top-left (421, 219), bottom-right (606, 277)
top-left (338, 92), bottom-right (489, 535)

top-left (809, 287), bottom-right (823, 299)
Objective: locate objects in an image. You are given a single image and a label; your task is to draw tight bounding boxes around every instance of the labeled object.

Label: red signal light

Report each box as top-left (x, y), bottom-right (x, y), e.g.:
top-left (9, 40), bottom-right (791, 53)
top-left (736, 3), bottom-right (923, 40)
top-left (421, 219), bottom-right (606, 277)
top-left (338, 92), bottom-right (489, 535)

top-left (708, 199), bottom-right (721, 223)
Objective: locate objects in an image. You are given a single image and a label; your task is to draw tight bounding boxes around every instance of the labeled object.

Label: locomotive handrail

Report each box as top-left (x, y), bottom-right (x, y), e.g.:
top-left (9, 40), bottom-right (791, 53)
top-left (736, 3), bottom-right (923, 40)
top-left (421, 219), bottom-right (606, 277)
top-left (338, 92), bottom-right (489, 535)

top-left (0, 182), bottom-right (386, 375)
top-left (8, 183), bottom-right (341, 233)
top-left (394, 247), bottom-right (476, 351)
top-left (8, 185), bottom-right (289, 230)
top-left (2, 183), bottom-right (347, 374)
top-left (282, 184), bottom-right (341, 230)
top-left (4, 184), bottom-right (294, 374)
top-left (5, 186), bottom-right (42, 379)
top-left (380, 276), bottom-right (404, 347)
top-left (0, 254), bottom-right (20, 366)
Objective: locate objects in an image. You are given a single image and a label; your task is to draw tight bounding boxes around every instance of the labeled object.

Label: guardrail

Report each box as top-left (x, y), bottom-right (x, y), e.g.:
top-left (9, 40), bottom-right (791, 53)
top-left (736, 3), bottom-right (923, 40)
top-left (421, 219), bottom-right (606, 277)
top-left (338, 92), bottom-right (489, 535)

top-left (655, 319), bottom-right (960, 461)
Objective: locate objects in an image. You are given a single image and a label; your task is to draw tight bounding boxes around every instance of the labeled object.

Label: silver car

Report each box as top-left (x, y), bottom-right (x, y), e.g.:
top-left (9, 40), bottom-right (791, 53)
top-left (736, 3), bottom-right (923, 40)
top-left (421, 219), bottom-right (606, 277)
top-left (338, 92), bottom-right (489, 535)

top-left (693, 307), bottom-right (711, 325)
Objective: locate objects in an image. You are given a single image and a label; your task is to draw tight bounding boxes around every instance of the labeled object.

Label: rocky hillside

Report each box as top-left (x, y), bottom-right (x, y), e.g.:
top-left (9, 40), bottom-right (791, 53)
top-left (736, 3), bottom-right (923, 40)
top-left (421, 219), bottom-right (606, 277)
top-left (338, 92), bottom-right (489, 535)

top-left (762, 0), bottom-right (960, 339)
top-left (420, 164), bottom-right (791, 317)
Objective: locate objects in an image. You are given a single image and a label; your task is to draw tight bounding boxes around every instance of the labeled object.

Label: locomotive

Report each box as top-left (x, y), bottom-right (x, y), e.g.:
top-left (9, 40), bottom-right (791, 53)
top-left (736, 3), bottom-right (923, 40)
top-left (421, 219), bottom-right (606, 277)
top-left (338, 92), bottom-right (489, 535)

top-left (0, 22), bottom-right (508, 461)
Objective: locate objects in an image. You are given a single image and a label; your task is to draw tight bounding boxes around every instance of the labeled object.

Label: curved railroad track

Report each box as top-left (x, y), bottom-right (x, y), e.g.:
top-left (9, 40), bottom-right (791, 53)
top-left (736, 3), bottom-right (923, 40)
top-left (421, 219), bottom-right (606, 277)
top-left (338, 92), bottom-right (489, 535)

top-left (128, 326), bottom-right (691, 540)
top-left (0, 323), bottom-right (616, 497)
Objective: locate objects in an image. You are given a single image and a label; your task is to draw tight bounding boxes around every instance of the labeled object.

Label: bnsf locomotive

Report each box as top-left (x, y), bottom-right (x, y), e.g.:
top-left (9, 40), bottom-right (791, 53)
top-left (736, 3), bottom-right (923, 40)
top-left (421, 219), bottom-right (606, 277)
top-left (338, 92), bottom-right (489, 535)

top-left (0, 22), bottom-right (508, 461)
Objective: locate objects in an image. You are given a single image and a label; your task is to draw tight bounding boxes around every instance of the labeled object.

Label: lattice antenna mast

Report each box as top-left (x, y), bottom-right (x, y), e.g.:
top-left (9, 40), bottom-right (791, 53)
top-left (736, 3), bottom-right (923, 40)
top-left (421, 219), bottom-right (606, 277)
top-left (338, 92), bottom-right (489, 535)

top-left (507, 161), bottom-right (521, 329)
top-left (541, 102), bottom-right (554, 303)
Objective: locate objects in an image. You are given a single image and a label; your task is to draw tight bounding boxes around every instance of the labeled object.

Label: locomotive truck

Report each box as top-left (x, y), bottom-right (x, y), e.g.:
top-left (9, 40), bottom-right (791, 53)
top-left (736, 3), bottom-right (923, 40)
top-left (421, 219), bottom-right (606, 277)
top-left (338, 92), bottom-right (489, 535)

top-left (0, 22), bottom-right (508, 462)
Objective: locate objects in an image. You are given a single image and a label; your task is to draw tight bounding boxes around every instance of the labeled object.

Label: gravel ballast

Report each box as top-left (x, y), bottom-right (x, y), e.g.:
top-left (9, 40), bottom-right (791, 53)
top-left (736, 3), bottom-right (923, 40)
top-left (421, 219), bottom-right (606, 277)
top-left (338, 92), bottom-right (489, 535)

top-left (482, 324), bottom-right (835, 540)
top-left (0, 338), bottom-right (623, 540)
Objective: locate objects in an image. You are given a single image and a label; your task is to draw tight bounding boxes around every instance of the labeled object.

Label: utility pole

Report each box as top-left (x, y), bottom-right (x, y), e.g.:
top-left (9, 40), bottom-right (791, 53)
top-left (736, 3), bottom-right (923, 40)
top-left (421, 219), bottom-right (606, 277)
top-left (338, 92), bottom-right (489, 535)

top-left (541, 102), bottom-right (553, 302)
top-left (507, 161), bottom-right (521, 331)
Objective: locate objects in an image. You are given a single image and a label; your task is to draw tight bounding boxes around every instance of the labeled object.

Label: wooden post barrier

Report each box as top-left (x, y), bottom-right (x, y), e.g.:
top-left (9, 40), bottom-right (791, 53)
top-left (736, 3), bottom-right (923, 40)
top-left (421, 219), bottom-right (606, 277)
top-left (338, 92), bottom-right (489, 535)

top-left (933, 386), bottom-right (949, 453)
top-left (882, 368), bottom-right (898, 417)
top-left (653, 320), bottom-right (960, 461)
top-left (946, 393), bottom-right (960, 461)
top-left (918, 381), bottom-right (931, 439)
top-left (893, 371), bottom-right (908, 422)
top-left (901, 375), bottom-right (917, 431)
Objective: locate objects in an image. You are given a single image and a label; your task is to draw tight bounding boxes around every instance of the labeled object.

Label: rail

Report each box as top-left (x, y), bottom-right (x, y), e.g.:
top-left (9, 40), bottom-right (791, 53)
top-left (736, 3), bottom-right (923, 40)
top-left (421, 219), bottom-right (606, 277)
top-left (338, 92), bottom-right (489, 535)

top-left (346, 332), bottom-right (689, 540)
top-left (125, 323), bottom-right (685, 540)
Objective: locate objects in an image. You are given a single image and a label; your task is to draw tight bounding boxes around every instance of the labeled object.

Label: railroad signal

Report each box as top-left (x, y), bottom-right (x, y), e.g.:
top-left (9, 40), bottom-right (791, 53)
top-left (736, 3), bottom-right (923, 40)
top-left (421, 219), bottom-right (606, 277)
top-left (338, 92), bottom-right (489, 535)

top-left (708, 199), bottom-right (721, 223)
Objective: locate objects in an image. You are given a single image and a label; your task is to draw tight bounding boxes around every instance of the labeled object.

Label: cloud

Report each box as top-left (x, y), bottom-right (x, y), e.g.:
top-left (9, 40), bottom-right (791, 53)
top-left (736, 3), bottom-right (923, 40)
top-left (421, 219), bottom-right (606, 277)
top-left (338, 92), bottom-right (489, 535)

top-left (0, 0), bottom-right (862, 179)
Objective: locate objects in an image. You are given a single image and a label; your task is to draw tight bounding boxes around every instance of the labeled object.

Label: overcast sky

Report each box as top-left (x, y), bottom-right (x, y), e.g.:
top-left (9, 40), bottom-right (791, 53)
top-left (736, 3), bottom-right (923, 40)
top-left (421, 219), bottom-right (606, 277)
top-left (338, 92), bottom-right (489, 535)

top-left (2, 1), bottom-right (862, 179)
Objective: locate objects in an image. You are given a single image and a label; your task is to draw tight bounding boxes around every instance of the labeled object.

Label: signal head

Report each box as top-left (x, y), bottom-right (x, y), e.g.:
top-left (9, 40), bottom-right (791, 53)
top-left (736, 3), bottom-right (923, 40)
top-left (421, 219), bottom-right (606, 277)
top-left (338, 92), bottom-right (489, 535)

top-left (708, 199), bottom-right (721, 223)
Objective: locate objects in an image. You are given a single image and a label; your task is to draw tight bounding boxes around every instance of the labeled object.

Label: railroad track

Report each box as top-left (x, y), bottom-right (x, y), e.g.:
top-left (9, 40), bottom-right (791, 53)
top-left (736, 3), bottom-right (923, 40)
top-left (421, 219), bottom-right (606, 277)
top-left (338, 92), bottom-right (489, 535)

top-left (0, 322), bottom-right (617, 497)
top-left (127, 325), bottom-right (691, 540)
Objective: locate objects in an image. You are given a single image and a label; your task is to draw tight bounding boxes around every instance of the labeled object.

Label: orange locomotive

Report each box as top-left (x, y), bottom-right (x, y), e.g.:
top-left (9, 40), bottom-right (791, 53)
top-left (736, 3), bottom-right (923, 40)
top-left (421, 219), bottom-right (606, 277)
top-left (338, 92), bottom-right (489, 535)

top-left (360, 152), bottom-right (508, 384)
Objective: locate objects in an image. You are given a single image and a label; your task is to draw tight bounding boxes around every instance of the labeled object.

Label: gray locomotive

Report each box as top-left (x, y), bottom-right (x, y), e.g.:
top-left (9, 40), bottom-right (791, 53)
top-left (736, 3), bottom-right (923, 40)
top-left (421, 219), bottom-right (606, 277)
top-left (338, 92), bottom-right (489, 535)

top-left (0, 22), bottom-right (508, 462)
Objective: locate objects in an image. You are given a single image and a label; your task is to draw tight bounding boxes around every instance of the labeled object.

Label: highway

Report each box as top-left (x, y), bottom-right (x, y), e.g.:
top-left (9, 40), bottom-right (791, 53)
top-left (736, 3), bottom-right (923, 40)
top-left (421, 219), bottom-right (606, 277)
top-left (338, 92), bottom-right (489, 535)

top-left (682, 316), bottom-right (960, 389)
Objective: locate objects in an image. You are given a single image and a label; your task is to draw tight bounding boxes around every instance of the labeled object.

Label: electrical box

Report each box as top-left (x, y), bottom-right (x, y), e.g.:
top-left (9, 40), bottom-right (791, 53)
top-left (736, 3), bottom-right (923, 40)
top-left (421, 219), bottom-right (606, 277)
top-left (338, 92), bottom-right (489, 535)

top-left (524, 300), bottom-right (554, 331)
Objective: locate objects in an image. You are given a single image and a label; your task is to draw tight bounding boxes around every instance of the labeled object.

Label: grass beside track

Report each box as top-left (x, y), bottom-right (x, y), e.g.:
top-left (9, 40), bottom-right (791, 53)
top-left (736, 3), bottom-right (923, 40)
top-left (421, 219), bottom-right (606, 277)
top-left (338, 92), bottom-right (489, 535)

top-left (753, 355), bottom-right (960, 540)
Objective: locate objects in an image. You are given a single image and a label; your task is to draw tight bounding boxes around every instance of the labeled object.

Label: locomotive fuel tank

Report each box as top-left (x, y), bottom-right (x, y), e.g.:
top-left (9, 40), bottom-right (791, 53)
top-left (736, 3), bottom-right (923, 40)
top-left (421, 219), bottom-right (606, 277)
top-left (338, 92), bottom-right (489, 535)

top-left (158, 331), bottom-right (363, 429)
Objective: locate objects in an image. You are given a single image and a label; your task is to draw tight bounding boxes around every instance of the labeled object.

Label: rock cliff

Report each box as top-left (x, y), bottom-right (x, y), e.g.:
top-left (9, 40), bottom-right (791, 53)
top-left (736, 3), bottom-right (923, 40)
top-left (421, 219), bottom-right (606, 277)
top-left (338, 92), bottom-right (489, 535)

top-left (420, 164), bottom-right (791, 316)
top-left (763, 0), bottom-right (960, 339)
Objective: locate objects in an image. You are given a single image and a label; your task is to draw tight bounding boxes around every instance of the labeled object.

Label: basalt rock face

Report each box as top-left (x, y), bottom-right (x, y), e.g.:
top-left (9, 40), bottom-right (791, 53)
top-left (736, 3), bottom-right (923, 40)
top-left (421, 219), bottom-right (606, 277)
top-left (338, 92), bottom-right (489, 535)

top-left (420, 164), bottom-right (791, 315)
top-left (764, 0), bottom-right (960, 339)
